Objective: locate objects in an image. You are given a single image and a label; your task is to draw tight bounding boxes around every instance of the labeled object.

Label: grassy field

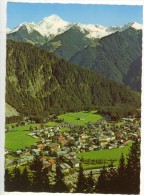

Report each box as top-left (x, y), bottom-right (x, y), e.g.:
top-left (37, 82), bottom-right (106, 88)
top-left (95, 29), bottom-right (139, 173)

top-left (77, 141), bottom-right (132, 169)
top-left (58, 111), bottom-right (102, 126)
top-left (45, 121), bottom-right (58, 127)
top-left (115, 121), bottom-right (126, 126)
top-left (5, 124), bottom-right (39, 151)
top-left (6, 123), bottom-right (17, 127)
top-left (60, 127), bottom-right (70, 132)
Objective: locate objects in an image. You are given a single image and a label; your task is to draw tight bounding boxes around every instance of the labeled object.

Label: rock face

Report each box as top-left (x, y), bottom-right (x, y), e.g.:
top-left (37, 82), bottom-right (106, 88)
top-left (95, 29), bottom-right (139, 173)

top-left (6, 103), bottom-right (19, 117)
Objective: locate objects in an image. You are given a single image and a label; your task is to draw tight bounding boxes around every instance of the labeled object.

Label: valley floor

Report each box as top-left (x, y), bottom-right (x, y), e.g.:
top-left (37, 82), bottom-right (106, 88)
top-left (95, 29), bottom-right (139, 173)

top-left (5, 111), bottom-right (140, 189)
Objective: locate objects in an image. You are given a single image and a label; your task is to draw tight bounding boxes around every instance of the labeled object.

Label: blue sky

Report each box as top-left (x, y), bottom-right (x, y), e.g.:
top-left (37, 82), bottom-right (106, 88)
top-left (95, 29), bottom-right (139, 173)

top-left (7, 3), bottom-right (143, 29)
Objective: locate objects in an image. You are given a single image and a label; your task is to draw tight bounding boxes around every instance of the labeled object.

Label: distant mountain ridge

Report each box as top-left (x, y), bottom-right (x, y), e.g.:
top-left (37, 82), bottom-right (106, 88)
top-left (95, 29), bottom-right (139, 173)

top-left (40, 27), bottom-right (142, 91)
top-left (70, 28), bottom-right (142, 87)
top-left (7, 15), bottom-right (142, 91)
top-left (7, 14), bottom-right (142, 44)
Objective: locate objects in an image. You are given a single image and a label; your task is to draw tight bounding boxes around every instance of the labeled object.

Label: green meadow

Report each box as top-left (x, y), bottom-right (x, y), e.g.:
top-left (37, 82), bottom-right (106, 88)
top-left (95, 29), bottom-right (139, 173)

top-left (58, 111), bottom-right (102, 126)
top-left (45, 121), bottom-right (58, 127)
top-left (77, 141), bottom-right (132, 169)
top-left (5, 124), bottom-right (39, 151)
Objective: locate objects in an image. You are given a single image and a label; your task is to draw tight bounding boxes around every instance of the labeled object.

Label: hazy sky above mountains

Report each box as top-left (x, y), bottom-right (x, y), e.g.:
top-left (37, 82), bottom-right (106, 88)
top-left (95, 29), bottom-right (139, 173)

top-left (7, 3), bottom-right (143, 29)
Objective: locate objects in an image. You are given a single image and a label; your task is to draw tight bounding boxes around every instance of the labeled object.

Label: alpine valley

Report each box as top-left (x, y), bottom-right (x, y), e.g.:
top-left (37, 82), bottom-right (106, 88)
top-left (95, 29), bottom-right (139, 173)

top-left (5, 13), bottom-right (141, 194)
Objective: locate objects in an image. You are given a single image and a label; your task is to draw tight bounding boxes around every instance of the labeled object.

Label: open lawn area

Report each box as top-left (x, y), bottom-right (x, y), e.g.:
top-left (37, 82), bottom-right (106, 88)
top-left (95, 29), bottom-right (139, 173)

top-left (58, 111), bottom-right (102, 126)
top-left (5, 124), bottom-right (39, 151)
top-left (77, 141), bottom-right (132, 169)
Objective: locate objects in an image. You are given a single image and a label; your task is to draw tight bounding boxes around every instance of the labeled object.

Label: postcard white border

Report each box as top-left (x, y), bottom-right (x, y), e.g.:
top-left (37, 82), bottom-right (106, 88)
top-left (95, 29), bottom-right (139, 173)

top-left (5, 0), bottom-right (144, 6)
top-left (0, 1), bottom-right (144, 195)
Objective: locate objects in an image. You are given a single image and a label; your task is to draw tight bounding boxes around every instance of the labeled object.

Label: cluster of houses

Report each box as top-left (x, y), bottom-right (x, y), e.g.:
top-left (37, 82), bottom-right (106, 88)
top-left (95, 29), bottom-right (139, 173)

top-left (5, 116), bottom-right (140, 176)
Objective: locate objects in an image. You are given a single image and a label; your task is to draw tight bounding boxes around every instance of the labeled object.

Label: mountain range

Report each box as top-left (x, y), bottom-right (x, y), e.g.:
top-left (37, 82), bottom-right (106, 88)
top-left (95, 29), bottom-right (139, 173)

top-left (7, 15), bottom-right (142, 91)
top-left (7, 14), bottom-right (142, 44)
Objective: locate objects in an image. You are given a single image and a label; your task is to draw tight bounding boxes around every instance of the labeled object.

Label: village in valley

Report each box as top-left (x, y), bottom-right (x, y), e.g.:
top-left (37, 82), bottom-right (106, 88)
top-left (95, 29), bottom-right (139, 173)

top-left (5, 111), bottom-right (140, 189)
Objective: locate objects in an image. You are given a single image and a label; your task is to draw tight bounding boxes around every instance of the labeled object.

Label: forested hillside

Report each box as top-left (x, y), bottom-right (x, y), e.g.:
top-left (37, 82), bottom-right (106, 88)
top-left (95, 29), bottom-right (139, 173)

top-left (6, 40), bottom-right (140, 117)
top-left (123, 56), bottom-right (142, 91)
top-left (70, 28), bottom-right (142, 90)
top-left (41, 26), bottom-right (96, 60)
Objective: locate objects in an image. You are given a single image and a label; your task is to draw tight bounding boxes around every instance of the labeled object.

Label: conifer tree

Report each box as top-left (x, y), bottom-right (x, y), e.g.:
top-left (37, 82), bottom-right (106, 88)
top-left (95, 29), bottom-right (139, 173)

top-left (30, 156), bottom-right (44, 192)
top-left (126, 140), bottom-right (140, 194)
top-left (118, 153), bottom-right (125, 176)
top-left (41, 167), bottom-right (51, 192)
top-left (5, 169), bottom-right (13, 191)
top-left (53, 161), bottom-right (68, 192)
top-left (96, 166), bottom-right (108, 193)
top-left (85, 171), bottom-right (95, 193)
top-left (107, 161), bottom-right (118, 193)
top-left (20, 167), bottom-right (31, 192)
top-left (11, 166), bottom-right (21, 191)
top-left (115, 153), bottom-right (127, 193)
top-left (75, 163), bottom-right (86, 193)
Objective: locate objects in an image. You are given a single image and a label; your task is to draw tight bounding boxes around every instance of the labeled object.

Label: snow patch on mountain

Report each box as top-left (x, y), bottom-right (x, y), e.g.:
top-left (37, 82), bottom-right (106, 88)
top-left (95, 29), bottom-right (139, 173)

top-left (76, 23), bottom-right (116, 39)
top-left (130, 22), bottom-right (143, 30)
top-left (6, 28), bottom-right (11, 33)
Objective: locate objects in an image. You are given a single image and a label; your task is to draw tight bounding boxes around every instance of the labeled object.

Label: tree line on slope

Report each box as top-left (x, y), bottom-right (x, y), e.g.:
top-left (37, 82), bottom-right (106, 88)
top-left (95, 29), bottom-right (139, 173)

top-left (5, 140), bottom-right (140, 193)
top-left (97, 105), bottom-right (141, 120)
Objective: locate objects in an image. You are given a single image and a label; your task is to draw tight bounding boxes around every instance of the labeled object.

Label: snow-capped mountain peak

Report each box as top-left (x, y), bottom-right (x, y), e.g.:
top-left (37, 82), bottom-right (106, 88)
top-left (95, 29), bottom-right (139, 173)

top-left (37, 14), bottom-right (72, 37)
top-left (8, 15), bottom-right (142, 41)
top-left (10, 22), bottom-right (37, 34)
top-left (131, 22), bottom-right (143, 30)
top-left (40, 14), bottom-right (64, 23)
top-left (120, 22), bottom-right (143, 31)
top-left (8, 15), bottom-right (72, 39)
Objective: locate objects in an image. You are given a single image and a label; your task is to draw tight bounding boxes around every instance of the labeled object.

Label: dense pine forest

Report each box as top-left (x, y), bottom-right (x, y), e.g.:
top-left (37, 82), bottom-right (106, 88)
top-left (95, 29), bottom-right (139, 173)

top-left (6, 40), bottom-right (140, 119)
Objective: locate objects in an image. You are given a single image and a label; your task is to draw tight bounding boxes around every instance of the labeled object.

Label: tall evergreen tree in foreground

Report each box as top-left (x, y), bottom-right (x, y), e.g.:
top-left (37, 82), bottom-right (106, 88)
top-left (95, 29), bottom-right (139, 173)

top-left (30, 156), bottom-right (47, 192)
top-left (126, 140), bottom-right (140, 194)
top-left (75, 163), bottom-right (87, 193)
top-left (30, 156), bottom-right (51, 192)
top-left (96, 166), bottom-right (108, 193)
top-left (11, 166), bottom-right (21, 191)
top-left (96, 140), bottom-right (140, 194)
top-left (85, 171), bottom-right (95, 193)
top-left (5, 169), bottom-right (13, 191)
top-left (41, 167), bottom-right (51, 192)
top-left (20, 167), bottom-right (31, 191)
top-left (116, 153), bottom-right (127, 193)
top-left (107, 161), bottom-right (118, 193)
top-left (53, 161), bottom-right (68, 192)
